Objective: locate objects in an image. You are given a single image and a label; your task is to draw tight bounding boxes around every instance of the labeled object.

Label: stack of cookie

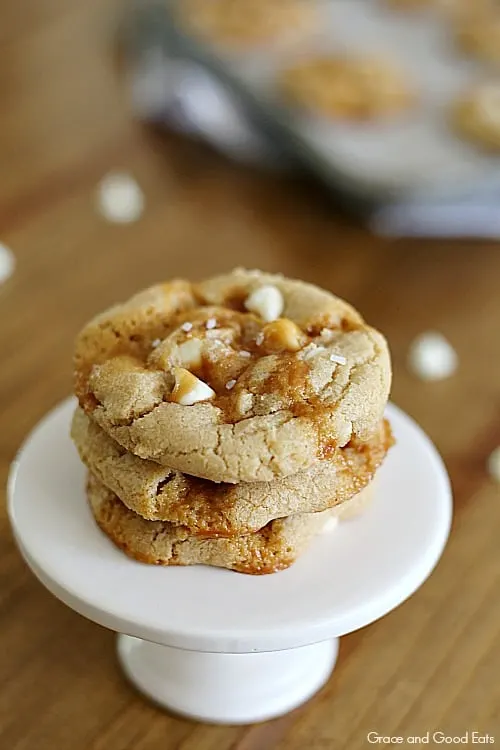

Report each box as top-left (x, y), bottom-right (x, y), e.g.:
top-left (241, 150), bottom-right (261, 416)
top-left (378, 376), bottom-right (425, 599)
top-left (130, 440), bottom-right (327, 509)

top-left (71, 269), bottom-right (393, 574)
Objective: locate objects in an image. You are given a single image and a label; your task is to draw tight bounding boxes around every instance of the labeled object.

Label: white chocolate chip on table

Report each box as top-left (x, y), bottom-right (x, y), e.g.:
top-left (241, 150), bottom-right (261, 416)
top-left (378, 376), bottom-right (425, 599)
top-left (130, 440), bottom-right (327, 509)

top-left (0, 242), bottom-right (15, 285)
top-left (487, 446), bottom-right (500, 482)
top-left (96, 172), bottom-right (145, 224)
top-left (408, 332), bottom-right (458, 381)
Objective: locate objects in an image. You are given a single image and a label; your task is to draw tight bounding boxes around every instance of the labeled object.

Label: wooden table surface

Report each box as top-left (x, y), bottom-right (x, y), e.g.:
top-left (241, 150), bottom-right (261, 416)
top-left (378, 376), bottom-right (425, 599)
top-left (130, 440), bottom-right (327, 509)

top-left (1, 2), bottom-right (499, 748)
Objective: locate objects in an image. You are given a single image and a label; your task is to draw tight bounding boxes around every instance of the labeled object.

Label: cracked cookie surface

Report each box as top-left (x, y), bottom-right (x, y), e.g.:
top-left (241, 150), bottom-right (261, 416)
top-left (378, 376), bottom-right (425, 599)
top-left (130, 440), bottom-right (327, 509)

top-left (72, 408), bottom-right (392, 535)
top-left (87, 472), bottom-right (374, 574)
top-left (74, 269), bottom-right (391, 483)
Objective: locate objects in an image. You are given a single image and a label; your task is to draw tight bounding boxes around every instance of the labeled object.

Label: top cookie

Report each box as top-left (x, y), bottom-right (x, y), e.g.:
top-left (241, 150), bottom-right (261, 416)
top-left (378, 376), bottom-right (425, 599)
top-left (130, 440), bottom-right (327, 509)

top-left (74, 269), bottom-right (391, 483)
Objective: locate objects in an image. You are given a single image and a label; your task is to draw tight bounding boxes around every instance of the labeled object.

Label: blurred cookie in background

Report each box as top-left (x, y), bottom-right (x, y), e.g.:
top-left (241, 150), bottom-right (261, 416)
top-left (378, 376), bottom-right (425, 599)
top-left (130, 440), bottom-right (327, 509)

top-left (452, 82), bottom-right (500, 150)
top-left (175, 0), bottom-right (316, 49)
top-left (386, 0), bottom-right (493, 14)
top-left (279, 55), bottom-right (416, 121)
top-left (455, 10), bottom-right (500, 65)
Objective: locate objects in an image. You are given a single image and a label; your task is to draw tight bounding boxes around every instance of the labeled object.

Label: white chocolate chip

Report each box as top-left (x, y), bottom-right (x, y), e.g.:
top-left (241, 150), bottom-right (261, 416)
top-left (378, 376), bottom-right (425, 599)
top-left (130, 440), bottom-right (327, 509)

top-left (320, 516), bottom-right (339, 534)
top-left (330, 353), bottom-right (347, 365)
top-left (225, 379), bottom-right (237, 390)
top-left (245, 285), bottom-right (284, 322)
top-left (171, 367), bottom-right (215, 406)
top-left (206, 317), bottom-right (217, 329)
top-left (262, 318), bottom-right (305, 353)
top-left (487, 447), bottom-right (500, 482)
top-left (181, 322), bottom-right (193, 332)
top-left (177, 338), bottom-right (203, 368)
top-left (96, 172), bottom-right (144, 224)
top-left (408, 332), bottom-right (458, 381)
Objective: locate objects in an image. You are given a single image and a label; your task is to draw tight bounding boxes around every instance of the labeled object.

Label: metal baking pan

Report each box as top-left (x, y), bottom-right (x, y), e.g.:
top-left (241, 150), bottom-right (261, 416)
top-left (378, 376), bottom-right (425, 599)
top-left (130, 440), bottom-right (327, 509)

top-left (125, 0), bottom-right (500, 206)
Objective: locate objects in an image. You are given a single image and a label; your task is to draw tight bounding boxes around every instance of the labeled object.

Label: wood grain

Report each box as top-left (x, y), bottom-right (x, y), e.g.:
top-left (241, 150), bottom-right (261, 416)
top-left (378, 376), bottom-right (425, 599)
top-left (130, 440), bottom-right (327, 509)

top-left (1, 1), bottom-right (499, 748)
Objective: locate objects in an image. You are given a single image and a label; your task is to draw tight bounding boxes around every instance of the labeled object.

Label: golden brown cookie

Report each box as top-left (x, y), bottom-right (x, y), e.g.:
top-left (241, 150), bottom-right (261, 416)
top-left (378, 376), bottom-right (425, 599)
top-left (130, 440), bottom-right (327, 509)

top-left (452, 82), bottom-right (500, 150)
top-left (72, 407), bottom-right (393, 535)
top-left (386, 0), bottom-right (492, 13)
top-left (87, 472), bottom-right (374, 575)
top-left (385, 0), bottom-right (433, 9)
top-left (279, 55), bottom-right (415, 120)
top-left (176, 0), bottom-right (315, 48)
top-left (456, 11), bottom-right (500, 65)
top-left (74, 269), bottom-right (391, 483)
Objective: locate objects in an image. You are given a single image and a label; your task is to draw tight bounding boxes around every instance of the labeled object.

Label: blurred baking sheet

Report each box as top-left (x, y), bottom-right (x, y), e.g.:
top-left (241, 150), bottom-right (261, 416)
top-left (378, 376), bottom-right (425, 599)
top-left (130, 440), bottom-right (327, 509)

top-left (141, 0), bottom-right (500, 203)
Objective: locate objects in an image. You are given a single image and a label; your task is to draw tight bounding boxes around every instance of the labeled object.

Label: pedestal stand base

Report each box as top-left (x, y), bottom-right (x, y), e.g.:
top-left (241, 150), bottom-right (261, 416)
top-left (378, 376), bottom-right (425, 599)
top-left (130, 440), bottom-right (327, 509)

top-left (117, 635), bottom-right (338, 724)
top-left (9, 399), bottom-right (452, 726)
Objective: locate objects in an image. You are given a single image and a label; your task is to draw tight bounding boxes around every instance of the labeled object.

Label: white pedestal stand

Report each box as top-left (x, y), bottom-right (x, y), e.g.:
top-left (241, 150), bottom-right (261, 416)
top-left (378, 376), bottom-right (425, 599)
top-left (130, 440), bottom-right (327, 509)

top-left (8, 400), bottom-right (451, 725)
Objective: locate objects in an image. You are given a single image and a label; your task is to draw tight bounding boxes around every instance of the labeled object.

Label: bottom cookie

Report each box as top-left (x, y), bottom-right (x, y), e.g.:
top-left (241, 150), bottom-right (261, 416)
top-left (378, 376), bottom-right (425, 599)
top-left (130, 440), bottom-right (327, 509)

top-left (87, 473), bottom-right (373, 575)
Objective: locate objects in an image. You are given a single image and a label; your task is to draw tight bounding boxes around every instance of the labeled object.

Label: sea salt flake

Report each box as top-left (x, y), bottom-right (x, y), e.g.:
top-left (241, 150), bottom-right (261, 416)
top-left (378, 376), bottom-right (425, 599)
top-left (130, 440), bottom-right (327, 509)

top-left (206, 318), bottom-right (217, 329)
top-left (240, 350), bottom-right (251, 358)
top-left (181, 322), bottom-right (193, 332)
top-left (330, 353), bottom-right (347, 365)
top-left (225, 379), bottom-right (237, 390)
top-left (151, 338), bottom-right (161, 348)
top-left (255, 332), bottom-right (264, 346)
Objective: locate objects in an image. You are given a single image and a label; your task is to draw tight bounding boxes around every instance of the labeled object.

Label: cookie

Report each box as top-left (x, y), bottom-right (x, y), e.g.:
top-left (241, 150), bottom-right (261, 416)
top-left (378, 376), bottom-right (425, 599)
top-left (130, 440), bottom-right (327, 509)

top-left (176, 0), bottom-right (315, 48)
top-left (442, 0), bottom-right (494, 15)
top-left (452, 83), bottom-right (500, 150)
top-left (386, 0), bottom-right (491, 13)
top-left (279, 56), bottom-right (415, 120)
top-left (385, 0), bottom-right (434, 9)
top-left (72, 407), bottom-right (392, 535)
top-left (87, 472), bottom-right (374, 574)
top-left (456, 12), bottom-right (500, 65)
top-left (74, 269), bottom-right (391, 483)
